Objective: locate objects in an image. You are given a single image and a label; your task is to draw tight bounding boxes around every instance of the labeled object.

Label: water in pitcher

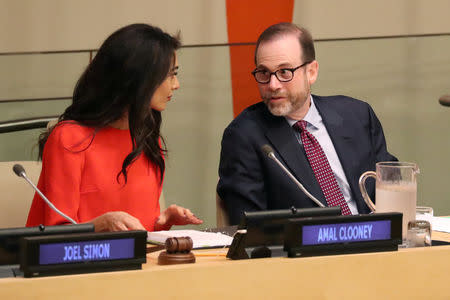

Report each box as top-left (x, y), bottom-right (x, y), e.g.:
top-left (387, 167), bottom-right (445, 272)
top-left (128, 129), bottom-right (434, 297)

top-left (376, 183), bottom-right (417, 240)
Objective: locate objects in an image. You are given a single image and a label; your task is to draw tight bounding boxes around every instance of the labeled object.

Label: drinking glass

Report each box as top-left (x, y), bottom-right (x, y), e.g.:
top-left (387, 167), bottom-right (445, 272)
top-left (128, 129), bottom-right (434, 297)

top-left (406, 220), bottom-right (431, 247)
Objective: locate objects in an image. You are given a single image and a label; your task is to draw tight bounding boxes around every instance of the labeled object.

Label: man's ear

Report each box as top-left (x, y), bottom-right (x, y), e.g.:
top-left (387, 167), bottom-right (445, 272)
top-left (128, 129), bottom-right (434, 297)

top-left (307, 60), bottom-right (319, 85)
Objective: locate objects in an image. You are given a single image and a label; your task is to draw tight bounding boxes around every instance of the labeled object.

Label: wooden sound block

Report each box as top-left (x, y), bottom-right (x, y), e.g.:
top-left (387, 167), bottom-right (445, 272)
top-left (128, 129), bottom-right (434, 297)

top-left (158, 251), bottom-right (196, 265)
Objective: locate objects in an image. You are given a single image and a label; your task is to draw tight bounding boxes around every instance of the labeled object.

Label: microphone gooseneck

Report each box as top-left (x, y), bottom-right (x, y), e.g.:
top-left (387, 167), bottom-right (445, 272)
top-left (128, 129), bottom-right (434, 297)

top-left (260, 145), bottom-right (325, 208)
top-left (12, 163), bottom-right (77, 224)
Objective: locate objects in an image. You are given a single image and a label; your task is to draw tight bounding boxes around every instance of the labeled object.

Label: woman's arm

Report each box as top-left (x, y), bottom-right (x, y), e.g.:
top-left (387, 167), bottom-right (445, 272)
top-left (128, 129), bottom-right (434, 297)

top-left (27, 124), bottom-right (86, 226)
top-left (90, 211), bottom-right (146, 232)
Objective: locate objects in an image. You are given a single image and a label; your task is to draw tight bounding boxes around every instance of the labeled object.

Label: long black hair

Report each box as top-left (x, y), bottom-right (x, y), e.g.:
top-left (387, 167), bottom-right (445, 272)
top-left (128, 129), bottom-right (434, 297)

top-left (38, 23), bottom-right (180, 183)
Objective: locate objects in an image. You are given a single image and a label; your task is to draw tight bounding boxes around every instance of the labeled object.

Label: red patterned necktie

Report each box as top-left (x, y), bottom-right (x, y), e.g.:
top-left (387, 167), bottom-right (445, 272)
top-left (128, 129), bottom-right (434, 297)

top-left (293, 120), bottom-right (352, 215)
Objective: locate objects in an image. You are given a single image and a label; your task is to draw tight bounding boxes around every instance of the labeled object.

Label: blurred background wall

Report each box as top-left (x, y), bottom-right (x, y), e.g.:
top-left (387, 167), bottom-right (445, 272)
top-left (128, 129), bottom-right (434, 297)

top-left (1, 0), bottom-right (449, 228)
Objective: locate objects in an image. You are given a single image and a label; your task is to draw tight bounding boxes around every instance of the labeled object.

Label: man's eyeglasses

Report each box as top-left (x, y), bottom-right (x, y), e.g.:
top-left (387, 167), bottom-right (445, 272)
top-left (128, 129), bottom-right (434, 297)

top-left (251, 61), bottom-right (311, 84)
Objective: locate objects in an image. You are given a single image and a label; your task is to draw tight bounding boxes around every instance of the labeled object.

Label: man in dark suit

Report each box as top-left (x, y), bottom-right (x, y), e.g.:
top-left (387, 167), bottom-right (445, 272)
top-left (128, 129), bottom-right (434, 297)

top-left (217, 23), bottom-right (397, 225)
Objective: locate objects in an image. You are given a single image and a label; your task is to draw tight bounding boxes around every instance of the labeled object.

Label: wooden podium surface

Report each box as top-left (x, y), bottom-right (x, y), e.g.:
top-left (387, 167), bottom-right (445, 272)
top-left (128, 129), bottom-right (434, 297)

top-left (0, 231), bottom-right (449, 300)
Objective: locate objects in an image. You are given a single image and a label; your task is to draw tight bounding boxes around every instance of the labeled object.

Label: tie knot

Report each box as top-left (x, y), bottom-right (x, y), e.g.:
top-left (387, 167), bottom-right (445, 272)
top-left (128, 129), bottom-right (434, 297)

top-left (294, 120), bottom-right (308, 132)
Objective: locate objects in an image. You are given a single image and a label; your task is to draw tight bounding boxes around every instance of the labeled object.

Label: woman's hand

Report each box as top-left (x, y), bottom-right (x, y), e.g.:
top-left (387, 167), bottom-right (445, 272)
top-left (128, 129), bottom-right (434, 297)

top-left (91, 211), bottom-right (146, 232)
top-left (154, 204), bottom-right (203, 231)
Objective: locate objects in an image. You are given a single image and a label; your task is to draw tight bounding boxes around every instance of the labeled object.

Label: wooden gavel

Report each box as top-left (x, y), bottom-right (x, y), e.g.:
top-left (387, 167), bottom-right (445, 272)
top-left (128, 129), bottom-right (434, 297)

top-left (158, 237), bottom-right (196, 265)
top-left (165, 236), bottom-right (193, 254)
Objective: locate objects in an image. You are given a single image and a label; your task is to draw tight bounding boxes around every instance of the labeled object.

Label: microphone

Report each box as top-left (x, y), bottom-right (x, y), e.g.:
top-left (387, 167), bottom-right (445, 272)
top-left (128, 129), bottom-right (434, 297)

top-left (261, 145), bottom-right (325, 208)
top-left (13, 163), bottom-right (77, 224)
top-left (439, 95), bottom-right (450, 107)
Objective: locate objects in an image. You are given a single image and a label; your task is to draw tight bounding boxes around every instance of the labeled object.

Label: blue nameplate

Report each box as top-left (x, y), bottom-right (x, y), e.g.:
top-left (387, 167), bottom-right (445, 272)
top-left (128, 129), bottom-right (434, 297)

top-left (20, 231), bottom-right (147, 277)
top-left (302, 220), bottom-right (391, 245)
top-left (39, 238), bottom-right (135, 265)
top-left (284, 213), bottom-right (402, 257)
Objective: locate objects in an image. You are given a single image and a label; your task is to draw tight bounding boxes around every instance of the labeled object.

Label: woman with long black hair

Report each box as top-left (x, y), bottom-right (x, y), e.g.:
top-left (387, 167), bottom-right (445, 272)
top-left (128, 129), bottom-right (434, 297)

top-left (26, 23), bottom-right (202, 231)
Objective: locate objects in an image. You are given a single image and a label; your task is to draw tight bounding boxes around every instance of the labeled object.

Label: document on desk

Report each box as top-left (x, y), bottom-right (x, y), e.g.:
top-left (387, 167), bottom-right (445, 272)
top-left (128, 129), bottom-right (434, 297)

top-left (432, 216), bottom-right (450, 233)
top-left (147, 230), bottom-right (233, 249)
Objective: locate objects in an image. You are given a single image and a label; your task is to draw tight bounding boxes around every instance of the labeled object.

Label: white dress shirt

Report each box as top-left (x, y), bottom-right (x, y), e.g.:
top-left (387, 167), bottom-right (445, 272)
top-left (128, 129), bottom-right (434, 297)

top-left (285, 96), bottom-right (359, 214)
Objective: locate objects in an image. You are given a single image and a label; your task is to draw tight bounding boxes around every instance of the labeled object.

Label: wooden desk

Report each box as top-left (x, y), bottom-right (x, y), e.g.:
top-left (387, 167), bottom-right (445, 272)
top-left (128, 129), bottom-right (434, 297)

top-left (1, 232), bottom-right (449, 300)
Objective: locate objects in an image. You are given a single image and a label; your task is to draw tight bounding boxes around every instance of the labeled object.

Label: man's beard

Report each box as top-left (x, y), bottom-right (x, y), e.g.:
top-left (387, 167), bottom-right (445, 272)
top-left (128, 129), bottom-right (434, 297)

top-left (263, 89), bottom-right (309, 117)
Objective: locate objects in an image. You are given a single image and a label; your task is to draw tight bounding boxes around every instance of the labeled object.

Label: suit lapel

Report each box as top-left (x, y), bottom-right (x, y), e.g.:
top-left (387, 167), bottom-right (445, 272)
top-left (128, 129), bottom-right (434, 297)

top-left (263, 112), bottom-right (327, 206)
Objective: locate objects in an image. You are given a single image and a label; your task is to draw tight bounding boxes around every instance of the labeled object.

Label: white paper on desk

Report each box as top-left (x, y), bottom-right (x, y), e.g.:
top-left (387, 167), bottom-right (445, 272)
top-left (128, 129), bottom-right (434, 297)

top-left (147, 230), bottom-right (233, 249)
top-left (431, 217), bottom-right (450, 233)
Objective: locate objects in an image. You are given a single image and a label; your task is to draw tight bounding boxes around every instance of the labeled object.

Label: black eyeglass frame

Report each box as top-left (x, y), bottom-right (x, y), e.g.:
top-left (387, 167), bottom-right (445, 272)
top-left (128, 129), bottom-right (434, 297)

top-left (251, 61), bottom-right (312, 84)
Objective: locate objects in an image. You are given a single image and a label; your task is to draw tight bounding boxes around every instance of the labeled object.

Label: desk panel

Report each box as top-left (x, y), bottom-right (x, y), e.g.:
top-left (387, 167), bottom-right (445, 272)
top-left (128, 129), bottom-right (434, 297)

top-left (0, 232), bottom-right (449, 300)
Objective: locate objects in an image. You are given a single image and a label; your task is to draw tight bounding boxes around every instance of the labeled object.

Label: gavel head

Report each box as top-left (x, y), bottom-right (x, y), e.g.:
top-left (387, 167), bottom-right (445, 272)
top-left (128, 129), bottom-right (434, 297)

top-left (165, 236), bottom-right (193, 254)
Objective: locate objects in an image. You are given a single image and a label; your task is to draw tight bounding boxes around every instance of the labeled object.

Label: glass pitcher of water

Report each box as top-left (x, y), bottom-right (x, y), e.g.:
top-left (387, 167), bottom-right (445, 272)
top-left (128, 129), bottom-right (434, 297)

top-left (359, 162), bottom-right (419, 243)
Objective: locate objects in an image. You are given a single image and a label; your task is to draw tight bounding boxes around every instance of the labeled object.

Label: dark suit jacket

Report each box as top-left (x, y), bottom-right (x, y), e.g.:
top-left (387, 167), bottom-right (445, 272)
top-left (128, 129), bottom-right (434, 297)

top-left (217, 95), bottom-right (397, 225)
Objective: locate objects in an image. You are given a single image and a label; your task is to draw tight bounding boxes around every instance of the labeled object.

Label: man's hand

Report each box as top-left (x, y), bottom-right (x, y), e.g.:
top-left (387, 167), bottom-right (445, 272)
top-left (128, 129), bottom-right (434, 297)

top-left (91, 211), bottom-right (146, 232)
top-left (155, 205), bottom-right (203, 231)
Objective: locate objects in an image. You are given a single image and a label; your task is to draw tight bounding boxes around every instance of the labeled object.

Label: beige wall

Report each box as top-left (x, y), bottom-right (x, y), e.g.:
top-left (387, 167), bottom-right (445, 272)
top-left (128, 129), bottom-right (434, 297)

top-left (293, 0), bottom-right (450, 38)
top-left (1, 0), bottom-right (449, 228)
top-left (0, 0), bottom-right (228, 52)
top-left (314, 36), bottom-right (450, 215)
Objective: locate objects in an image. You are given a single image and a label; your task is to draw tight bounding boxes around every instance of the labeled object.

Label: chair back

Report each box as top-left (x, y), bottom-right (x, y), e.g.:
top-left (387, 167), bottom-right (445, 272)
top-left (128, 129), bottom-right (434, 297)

top-left (0, 161), bottom-right (41, 228)
top-left (216, 192), bottom-right (229, 227)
